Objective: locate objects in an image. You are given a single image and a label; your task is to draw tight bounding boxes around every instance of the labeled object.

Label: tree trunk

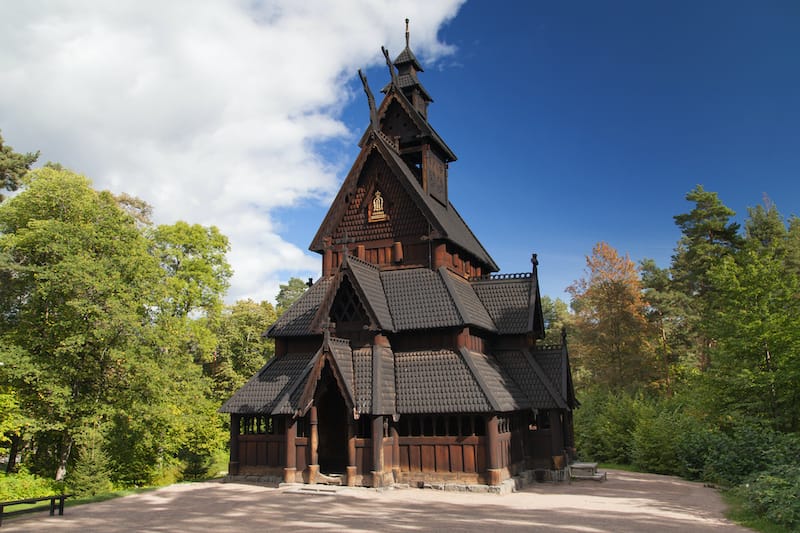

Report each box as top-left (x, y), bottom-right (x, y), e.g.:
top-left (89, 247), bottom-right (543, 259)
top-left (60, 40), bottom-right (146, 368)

top-left (55, 433), bottom-right (73, 481)
top-left (5, 434), bottom-right (20, 473)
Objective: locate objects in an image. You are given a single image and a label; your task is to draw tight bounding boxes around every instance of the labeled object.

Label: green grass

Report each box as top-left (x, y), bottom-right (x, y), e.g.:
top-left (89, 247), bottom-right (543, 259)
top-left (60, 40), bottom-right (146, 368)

top-left (722, 489), bottom-right (792, 533)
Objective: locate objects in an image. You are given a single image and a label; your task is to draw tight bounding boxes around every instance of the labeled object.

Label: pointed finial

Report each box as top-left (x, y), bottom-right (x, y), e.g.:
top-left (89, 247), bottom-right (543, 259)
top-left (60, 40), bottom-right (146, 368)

top-left (382, 46), bottom-right (399, 87)
top-left (358, 69), bottom-right (378, 129)
top-left (405, 18), bottom-right (410, 48)
top-left (531, 253), bottom-right (539, 268)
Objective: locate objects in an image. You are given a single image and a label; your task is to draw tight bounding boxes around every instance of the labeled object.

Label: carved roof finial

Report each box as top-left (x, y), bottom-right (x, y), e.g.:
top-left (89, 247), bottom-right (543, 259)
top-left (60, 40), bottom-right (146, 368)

top-left (382, 46), bottom-right (399, 87)
top-left (405, 18), bottom-right (410, 48)
top-left (358, 69), bottom-right (378, 130)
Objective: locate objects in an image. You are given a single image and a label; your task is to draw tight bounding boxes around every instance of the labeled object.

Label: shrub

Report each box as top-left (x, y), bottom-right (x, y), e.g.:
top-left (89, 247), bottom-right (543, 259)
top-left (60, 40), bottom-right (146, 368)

top-left (575, 389), bottom-right (642, 464)
top-left (0, 470), bottom-right (60, 501)
top-left (736, 464), bottom-right (800, 530)
top-left (703, 421), bottom-right (783, 486)
top-left (631, 402), bottom-right (683, 474)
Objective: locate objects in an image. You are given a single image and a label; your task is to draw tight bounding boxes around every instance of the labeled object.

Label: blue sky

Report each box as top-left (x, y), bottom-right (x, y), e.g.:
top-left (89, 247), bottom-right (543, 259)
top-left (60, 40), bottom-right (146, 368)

top-left (2, 1), bottom-right (798, 303)
top-left (291, 1), bottom-right (800, 300)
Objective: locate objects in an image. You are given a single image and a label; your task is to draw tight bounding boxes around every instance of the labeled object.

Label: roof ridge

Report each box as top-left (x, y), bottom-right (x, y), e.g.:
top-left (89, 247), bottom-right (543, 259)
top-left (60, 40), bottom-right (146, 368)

top-left (438, 267), bottom-right (468, 324)
top-left (457, 347), bottom-right (502, 412)
top-left (470, 272), bottom-right (532, 282)
top-left (344, 253), bottom-right (380, 271)
top-left (522, 348), bottom-right (568, 410)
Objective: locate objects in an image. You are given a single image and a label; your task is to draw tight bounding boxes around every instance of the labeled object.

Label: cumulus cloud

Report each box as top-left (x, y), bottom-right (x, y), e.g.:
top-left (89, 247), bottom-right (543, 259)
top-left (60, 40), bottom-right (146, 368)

top-left (0, 0), bottom-right (464, 302)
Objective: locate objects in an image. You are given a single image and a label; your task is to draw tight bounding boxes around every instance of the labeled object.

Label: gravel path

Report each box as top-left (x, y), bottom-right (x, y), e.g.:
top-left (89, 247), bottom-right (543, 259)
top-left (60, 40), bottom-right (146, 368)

top-left (2, 469), bottom-right (752, 532)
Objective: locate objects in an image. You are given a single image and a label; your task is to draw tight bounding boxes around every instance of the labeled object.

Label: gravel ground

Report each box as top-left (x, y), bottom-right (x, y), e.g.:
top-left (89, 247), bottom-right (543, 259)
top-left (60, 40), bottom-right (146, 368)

top-left (1, 469), bottom-right (753, 532)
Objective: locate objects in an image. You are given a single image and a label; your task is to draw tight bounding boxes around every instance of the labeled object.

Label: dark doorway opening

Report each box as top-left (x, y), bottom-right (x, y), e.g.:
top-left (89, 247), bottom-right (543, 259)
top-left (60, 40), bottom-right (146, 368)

top-left (316, 363), bottom-right (348, 474)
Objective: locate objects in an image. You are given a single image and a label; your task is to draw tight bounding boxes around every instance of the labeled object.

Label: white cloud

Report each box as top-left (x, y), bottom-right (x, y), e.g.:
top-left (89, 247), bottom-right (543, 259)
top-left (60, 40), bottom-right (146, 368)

top-left (0, 0), bottom-right (464, 302)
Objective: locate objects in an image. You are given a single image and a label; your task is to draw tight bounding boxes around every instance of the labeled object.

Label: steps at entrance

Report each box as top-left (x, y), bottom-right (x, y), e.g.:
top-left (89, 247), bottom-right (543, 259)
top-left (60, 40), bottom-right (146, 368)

top-left (569, 462), bottom-right (607, 481)
top-left (316, 472), bottom-right (344, 485)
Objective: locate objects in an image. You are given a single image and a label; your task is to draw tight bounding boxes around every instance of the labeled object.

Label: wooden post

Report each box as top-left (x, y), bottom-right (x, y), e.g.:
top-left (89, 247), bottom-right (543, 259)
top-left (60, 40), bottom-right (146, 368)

top-left (284, 418), bottom-right (297, 483)
top-left (308, 406), bottom-right (319, 483)
top-left (486, 414), bottom-right (502, 486)
top-left (390, 423), bottom-right (400, 482)
top-left (433, 243), bottom-right (447, 268)
top-left (323, 237), bottom-right (333, 276)
top-left (392, 241), bottom-right (403, 264)
top-left (371, 415), bottom-right (384, 487)
top-left (347, 420), bottom-right (357, 486)
top-left (229, 414), bottom-right (240, 475)
top-left (550, 410), bottom-right (564, 458)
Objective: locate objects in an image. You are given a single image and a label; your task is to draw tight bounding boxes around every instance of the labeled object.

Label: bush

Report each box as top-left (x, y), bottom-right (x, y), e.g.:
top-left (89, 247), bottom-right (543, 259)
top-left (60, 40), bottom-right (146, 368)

top-left (0, 470), bottom-right (61, 500)
top-left (736, 464), bottom-right (800, 530)
top-left (575, 389), bottom-right (642, 464)
top-left (703, 421), bottom-right (785, 487)
top-left (631, 402), bottom-right (683, 474)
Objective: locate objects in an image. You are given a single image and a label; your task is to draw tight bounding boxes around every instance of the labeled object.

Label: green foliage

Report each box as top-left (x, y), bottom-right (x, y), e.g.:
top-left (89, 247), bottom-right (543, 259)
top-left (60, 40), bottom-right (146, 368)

top-left (0, 167), bottom-right (230, 487)
top-left (0, 471), bottom-right (60, 500)
top-left (574, 389), bottom-right (641, 464)
top-left (276, 277), bottom-right (309, 314)
top-left (631, 401), bottom-right (684, 474)
top-left (0, 167), bottom-right (162, 479)
top-left (67, 427), bottom-right (113, 497)
top-left (540, 296), bottom-right (569, 345)
top-left (210, 299), bottom-right (277, 401)
top-left (736, 465), bottom-right (800, 530)
top-left (0, 131), bottom-right (39, 201)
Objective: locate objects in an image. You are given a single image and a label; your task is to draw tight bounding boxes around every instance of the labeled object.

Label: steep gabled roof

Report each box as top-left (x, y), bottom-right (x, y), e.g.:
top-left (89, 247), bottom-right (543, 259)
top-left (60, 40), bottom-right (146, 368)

top-left (380, 268), bottom-right (461, 330)
top-left (440, 267), bottom-right (496, 332)
top-left (493, 349), bottom-right (568, 410)
top-left (372, 85), bottom-right (452, 159)
top-left (459, 347), bottom-right (529, 412)
top-left (472, 276), bottom-right (531, 334)
top-left (269, 264), bottom-right (551, 339)
top-left (267, 278), bottom-right (331, 337)
top-left (394, 349), bottom-right (492, 413)
top-left (218, 350), bottom-right (318, 414)
top-left (372, 133), bottom-right (497, 270)
top-left (296, 335), bottom-right (357, 416)
top-left (310, 130), bottom-right (497, 272)
top-left (311, 255), bottom-right (394, 333)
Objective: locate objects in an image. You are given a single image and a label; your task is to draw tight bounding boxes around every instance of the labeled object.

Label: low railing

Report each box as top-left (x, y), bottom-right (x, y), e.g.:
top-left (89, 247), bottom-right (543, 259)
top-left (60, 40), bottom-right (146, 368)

top-left (0, 494), bottom-right (72, 526)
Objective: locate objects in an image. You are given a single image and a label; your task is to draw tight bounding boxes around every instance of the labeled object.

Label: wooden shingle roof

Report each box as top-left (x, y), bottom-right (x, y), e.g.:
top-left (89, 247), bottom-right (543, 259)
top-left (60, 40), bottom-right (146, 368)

top-left (219, 350), bottom-right (317, 414)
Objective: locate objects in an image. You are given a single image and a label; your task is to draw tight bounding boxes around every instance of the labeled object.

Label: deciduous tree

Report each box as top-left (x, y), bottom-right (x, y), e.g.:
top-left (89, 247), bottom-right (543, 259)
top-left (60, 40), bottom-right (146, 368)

top-left (568, 242), bottom-right (656, 390)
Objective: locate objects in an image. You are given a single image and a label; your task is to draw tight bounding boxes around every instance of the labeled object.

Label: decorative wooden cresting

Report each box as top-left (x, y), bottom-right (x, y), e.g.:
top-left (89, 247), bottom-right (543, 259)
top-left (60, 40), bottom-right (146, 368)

top-left (220, 21), bottom-right (578, 488)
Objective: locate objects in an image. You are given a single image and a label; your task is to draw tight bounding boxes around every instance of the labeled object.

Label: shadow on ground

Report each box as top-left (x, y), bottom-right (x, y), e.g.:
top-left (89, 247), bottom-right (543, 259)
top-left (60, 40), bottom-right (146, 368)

top-left (1, 470), bottom-right (752, 532)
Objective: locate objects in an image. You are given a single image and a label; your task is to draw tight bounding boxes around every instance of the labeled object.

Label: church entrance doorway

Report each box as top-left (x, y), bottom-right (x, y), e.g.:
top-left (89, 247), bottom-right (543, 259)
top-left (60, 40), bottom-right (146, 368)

top-left (316, 364), bottom-right (348, 475)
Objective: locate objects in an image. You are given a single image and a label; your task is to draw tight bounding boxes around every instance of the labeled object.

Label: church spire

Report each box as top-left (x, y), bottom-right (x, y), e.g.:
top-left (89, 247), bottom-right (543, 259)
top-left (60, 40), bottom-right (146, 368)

top-left (382, 18), bottom-right (432, 118)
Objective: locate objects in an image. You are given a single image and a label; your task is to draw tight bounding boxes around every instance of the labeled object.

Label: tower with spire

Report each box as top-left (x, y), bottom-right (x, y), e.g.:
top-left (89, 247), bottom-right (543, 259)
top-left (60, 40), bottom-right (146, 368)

top-left (221, 22), bottom-right (577, 489)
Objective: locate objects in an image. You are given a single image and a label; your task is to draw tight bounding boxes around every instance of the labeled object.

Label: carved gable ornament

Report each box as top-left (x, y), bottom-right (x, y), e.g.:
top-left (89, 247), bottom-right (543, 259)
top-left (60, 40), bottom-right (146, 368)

top-left (369, 190), bottom-right (388, 222)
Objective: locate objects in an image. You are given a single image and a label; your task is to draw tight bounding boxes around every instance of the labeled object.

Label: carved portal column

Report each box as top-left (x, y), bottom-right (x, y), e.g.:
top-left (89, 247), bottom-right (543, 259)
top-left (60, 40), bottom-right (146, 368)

top-left (308, 406), bottom-right (319, 483)
top-left (229, 414), bottom-right (240, 475)
top-left (284, 418), bottom-right (297, 483)
top-left (486, 414), bottom-right (501, 486)
top-left (371, 415), bottom-right (385, 487)
top-left (347, 420), bottom-right (357, 486)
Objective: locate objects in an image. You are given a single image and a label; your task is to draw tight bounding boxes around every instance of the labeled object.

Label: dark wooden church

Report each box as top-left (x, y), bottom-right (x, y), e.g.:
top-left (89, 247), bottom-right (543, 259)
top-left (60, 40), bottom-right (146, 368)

top-left (220, 25), bottom-right (577, 488)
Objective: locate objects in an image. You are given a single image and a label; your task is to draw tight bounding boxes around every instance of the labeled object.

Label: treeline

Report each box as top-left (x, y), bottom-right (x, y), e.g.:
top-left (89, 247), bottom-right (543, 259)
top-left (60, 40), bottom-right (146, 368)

top-left (546, 186), bottom-right (800, 530)
top-left (0, 134), bottom-right (306, 498)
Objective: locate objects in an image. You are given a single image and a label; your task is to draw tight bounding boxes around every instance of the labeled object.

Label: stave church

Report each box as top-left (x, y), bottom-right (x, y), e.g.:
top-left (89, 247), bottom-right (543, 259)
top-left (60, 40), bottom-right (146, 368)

top-left (220, 22), bottom-right (577, 488)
